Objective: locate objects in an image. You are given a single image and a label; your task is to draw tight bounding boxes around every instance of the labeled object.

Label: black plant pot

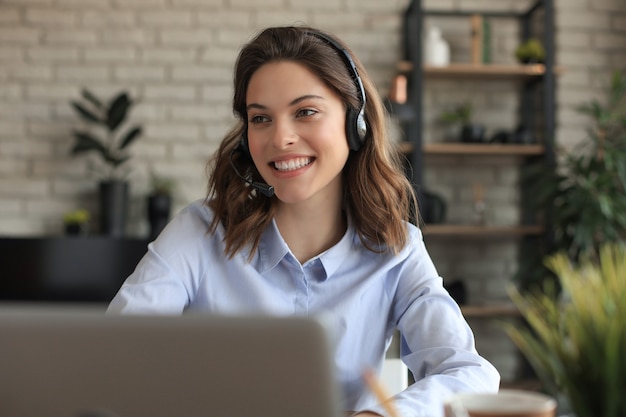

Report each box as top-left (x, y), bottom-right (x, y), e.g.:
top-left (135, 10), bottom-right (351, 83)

top-left (147, 193), bottom-right (171, 240)
top-left (460, 124), bottom-right (486, 143)
top-left (99, 180), bottom-right (129, 237)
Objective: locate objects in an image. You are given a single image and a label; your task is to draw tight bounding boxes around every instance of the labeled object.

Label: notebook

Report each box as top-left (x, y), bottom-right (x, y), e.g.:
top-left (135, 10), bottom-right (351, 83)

top-left (0, 304), bottom-right (343, 417)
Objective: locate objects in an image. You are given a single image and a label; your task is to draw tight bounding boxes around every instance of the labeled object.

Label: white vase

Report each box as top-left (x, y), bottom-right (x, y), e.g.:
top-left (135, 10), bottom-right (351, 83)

top-left (424, 26), bottom-right (450, 67)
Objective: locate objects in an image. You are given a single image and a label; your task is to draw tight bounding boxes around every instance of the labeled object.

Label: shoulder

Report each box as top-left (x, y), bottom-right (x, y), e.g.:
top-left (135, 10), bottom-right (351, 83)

top-left (153, 199), bottom-right (224, 248)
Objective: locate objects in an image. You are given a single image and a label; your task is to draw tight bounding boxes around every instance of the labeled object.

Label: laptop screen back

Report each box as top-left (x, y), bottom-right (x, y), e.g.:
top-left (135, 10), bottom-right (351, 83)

top-left (0, 305), bottom-right (342, 417)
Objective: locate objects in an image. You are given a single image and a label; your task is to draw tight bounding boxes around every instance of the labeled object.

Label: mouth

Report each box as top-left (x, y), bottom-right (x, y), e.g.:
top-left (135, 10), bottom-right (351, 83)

top-left (272, 157), bottom-right (314, 172)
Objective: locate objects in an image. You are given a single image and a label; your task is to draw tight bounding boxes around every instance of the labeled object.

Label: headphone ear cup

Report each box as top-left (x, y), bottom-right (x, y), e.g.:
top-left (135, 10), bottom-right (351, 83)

top-left (240, 126), bottom-right (251, 156)
top-left (345, 107), bottom-right (366, 151)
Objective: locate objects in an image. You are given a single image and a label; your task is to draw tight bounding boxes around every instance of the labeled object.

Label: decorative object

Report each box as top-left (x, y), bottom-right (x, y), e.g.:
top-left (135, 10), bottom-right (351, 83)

top-left (63, 209), bottom-right (90, 236)
top-left (69, 88), bottom-right (143, 237)
top-left (424, 26), bottom-right (450, 67)
top-left (506, 243), bottom-right (626, 417)
top-left (420, 190), bottom-right (446, 224)
top-left (147, 173), bottom-right (175, 240)
top-left (438, 102), bottom-right (485, 143)
top-left (518, 70), bottom-right (626, 288)
top-left (515, 38), bottom-right (545, 64)
top-left (472, 183), bottom-right (486, 225)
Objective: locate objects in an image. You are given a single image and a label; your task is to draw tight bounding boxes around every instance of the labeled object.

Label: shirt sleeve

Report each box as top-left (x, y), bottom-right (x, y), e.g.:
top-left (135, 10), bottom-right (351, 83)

top-left (365, 226), bottom-right (500, 417)
top-left (106, 201), bottom-right (209, 315)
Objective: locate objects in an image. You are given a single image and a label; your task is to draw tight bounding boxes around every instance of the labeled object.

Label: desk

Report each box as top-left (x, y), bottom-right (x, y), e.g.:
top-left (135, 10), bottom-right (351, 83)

top-left (0, 236), bottom-right (148, 303)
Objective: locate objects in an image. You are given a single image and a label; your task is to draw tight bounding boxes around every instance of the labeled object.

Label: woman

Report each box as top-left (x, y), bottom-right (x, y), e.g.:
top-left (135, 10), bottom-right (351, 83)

top-left (108, 26), bottom-right (500, 416)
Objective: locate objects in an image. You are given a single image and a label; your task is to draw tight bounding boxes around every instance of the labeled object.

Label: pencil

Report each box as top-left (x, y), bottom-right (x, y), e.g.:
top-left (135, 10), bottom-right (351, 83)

top-left (362, 368), bottom-right (400, 417)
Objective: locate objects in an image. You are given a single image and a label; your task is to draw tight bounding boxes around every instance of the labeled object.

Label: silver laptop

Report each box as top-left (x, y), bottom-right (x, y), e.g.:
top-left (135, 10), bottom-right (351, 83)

top-left (0, 304), bottom-right (342, 417)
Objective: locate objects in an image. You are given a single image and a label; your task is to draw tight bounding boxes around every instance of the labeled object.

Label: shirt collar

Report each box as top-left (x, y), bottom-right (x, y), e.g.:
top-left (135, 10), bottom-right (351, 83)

top-left (255, 217), bottom-right (358, 279)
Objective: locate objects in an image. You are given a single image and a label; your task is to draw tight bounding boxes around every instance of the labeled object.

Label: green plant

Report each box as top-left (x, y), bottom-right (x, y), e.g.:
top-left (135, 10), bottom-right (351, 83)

top-left (70, 88), bottom-right (143, 180)
top-left (437, 102), bottom-right (472, 126)
top-left (515, 38), bottom-right (545, 63)
top-left (63, 209), bottom-right (90, 225)
top-left (505, 243), bottom-right (626, 417)
top-left (520, 70), bottom-right (626, 286)
top-left (149, 172), bottom-right (176, 196)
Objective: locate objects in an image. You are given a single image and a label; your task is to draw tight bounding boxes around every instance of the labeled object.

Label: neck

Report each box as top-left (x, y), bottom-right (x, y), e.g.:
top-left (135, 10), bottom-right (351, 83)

top-left (275, 200), bottom-right (347, 264)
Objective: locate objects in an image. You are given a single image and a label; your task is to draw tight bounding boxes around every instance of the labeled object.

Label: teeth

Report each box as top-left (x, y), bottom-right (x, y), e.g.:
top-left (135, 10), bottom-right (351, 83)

top-left (274, 157), bottom-right (312, 172)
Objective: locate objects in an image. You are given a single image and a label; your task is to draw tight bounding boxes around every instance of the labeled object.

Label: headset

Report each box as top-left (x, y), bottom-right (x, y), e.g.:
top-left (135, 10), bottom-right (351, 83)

top-left (232, 29), bottom-right (368, 197)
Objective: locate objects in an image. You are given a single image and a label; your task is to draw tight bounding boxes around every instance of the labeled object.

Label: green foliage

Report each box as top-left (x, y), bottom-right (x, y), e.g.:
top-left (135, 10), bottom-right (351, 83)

top-left (522, 70), bottom-right (626, 265)
top-left (515, 38), bottom-right (545, 63)
top-left (70, 88), bottom-right (142, 180)
top-left (63, 209), bottom-right (90, 224)
top-left (506, 243), bottom-right (626, 417)
top-left (149, 172), bottom-right (176, 196)
top-left (437, 102), bottom-right (472, 126)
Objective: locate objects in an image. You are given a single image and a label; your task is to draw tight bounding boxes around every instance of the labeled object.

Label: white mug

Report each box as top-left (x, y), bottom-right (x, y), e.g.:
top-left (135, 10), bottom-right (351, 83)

top-left (444, 389), bottom-right (557, 417)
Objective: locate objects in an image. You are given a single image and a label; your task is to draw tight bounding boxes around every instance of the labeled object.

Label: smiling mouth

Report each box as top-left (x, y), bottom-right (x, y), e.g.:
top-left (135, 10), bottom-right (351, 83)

top-left (272, 157), bottom-right (313, 172)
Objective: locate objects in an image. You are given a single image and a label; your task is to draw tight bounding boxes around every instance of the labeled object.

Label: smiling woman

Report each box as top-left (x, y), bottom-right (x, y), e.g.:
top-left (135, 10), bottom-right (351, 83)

top-left (107, 25), bottom-right (500, 417)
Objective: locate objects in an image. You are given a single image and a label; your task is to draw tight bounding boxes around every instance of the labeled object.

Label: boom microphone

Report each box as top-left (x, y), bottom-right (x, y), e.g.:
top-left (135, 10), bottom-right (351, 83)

top-left (229, 146), bottom-right (275, 198)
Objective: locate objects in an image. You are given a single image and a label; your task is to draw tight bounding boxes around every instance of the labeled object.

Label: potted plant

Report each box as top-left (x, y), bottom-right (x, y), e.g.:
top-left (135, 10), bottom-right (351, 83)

top-left (69, 88), bottom-right (143, 237)
top-left (147, 173), bottom-right (176, 240)
top-left (516, 70), bottom-right (626, 291)
top-left (437, 102), bottom-right (486, 143)
top-left (515, 38), bottom-right (545, 64)
top-left (505, 243), bottom-right (626, 417)
top-left (63, 209), bottom-right (90, 236)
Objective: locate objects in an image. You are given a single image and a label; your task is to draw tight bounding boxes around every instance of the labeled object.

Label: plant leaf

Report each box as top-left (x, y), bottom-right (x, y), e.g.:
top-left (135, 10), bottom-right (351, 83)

top-left (71, 102), bottom-right (102, 125)
top-left (81, 88), bottom-right (103, 110)
top-left (119, 126), bottom-right (142, 150)
top-left (106, 92), bottom-right (131, 132)
top-left (70, 131), bottom-right (107, 155)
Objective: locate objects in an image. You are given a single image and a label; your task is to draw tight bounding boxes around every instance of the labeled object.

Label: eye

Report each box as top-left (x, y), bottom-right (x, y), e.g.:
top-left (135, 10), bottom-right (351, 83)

top-left (296, 108), bottom-right (317, 118)
top-left (249, 114), bottom-right (269, 124)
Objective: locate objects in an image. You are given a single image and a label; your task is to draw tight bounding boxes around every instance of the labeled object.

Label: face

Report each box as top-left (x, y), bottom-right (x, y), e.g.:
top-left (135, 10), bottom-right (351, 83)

top-left (245, 61), bottom-right (350, 206)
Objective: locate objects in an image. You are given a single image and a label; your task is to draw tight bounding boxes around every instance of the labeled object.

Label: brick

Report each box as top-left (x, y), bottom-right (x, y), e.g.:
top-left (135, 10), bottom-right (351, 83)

top-left (25, 8), bottom-right (78, 26)
top-left (0, 198), bottom-right (23, 214)
top-left (143, 85), bottom-right (197, 101)
top-left (25, 84), bottom-right (79, 100)
top-left (0, 28), bottom-right (41, 44)
top-left (593, 33), bottom-right (626, 50)
top-left (44, 29), bottom-right (98, 45)
top-left (160, 29), bottom-right (215, 46)
top-left (0, 102), bottom-right (51, 119)
top-left (114, 65), bottom-right (166, 81)
top-left (139, 11), bottom-right (193, 27)
top-left (81, 10), bottom-right (136, 27)
top-left (0, 121), bottom-right (26, 137)
top-left (229, 0), bottom-right (281, 7)
top-left (0, 84), bottom-right (22, 99)
top-left (101, 30), bottom-right (156, 45)
top-left (27, 46), bottom-right (80, 61)
top-left (0, 7), bottom-right (21, 23)
top-left (56, 66), bottom-right (110, 82)
top-left (200, 45), bottom-right (238, 65)
top-left (171, 65), bottom-right (231, 82)
top-left (557, 10), bottom-right (611, 30)
top-left (84, 47), bottom-right (137, 63)
top-left (0, 178), bottom-right (50, 196)
top-left (145, 123), bottom-right (201, 141)
top-left (196, 10), bottom-right (252, 28)
top-left (141, 47), bottom-right (197, 63)
top-left (0, 46), bottom-right (23, 61)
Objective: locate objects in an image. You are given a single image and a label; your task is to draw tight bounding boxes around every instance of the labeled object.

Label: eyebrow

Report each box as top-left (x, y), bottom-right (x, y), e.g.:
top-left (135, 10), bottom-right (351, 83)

top-left (246, 94), bottom-right (325, 112)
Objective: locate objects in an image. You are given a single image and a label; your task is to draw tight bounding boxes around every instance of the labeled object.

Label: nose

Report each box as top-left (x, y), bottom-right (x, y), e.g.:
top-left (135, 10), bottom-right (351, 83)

top-left (270, 117), bottom-right (296, 149)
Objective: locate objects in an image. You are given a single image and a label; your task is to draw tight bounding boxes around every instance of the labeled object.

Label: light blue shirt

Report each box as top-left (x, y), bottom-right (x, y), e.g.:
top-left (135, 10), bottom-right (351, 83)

top-left (108, 199), bottom-right (499, 417)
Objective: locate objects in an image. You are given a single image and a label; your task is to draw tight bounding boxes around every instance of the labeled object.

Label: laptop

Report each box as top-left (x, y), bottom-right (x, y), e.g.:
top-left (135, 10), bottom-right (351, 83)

top-left (0, 304), bottom-right (343, 417)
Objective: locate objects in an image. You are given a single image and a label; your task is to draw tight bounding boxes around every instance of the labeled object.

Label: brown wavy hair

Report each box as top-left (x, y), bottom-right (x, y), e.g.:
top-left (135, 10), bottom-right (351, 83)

top-left (206, 25), bottom-right (417, 259)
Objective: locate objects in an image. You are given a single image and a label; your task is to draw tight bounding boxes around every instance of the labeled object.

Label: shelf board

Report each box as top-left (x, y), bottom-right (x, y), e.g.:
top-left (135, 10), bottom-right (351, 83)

top-left (397, 61), bottom-right (565, 79)
top-left (461, 303), bottom-right (521, 318)
top-left (422, 224), bottom-right (544, 237)
top-left (425, 143), bottom-right (545, 155)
